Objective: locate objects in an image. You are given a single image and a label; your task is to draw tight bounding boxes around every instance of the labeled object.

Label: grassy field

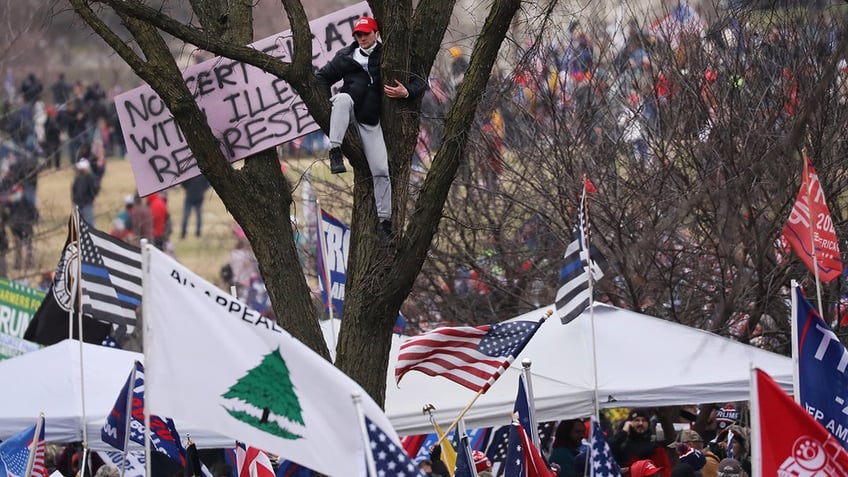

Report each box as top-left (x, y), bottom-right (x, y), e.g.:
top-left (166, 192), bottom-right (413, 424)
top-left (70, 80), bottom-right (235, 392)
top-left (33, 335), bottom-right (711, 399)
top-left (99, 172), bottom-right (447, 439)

top-left (19, 158), bottom-right (236, 286)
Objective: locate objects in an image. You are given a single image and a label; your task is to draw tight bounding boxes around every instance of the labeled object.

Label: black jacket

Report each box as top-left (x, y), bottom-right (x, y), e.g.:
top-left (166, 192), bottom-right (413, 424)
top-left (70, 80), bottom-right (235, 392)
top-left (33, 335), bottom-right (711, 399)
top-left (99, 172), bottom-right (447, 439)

top-left (316, 41), bottom-right (426, 125)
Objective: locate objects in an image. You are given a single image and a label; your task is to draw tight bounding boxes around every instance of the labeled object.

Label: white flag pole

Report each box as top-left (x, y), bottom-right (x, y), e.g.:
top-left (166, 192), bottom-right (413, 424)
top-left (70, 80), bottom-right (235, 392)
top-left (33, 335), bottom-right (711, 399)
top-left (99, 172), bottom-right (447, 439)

top-left (140, 239), bottom-right (153, 477)
top-left (790, 280), bottom-right (801, 403)
top-left (803, 159), bottom-right (825, 314)
top-left (520, 359), bottom-right (541, 449)
top-left (749, 367), bottom-right (762, 477)
top-left (352, 393), bottom-right (378, 477)
top-left (72, 208), bottom-right (89, 446)
top-left (458, 420), bottom-right (479, 477)
top-left (119, 362), bottom-right (138, 477)
top-left (24, 413), bottom-right (44, 477)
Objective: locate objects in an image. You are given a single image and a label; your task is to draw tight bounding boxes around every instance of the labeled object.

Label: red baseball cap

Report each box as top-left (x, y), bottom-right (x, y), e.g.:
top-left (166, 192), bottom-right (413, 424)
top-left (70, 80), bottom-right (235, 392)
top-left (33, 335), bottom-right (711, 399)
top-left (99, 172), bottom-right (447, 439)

top-left (353, 16), bottom-right (378, 35)
top-left (629, 459), bottom-right (662, 477)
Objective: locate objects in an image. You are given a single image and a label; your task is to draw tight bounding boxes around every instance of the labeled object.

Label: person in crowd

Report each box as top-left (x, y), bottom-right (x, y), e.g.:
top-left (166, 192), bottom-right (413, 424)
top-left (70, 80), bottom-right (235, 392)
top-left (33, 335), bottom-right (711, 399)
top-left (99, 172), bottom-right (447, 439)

top-left (629, 459), bottom-right (663, 477)
top-left (61, 99), bottom-right (88, 166)
top-left (71, 159), bottom-right (98, 226)
top-left (315, 15), bottom-right (427, 243)
top-left (668, 429), bottom-right (718, 477)
top-left (713, 425), bottom-right (750, 476)
top-left (426, 444), bottom-right (451, 477)
top-left (670, 463), bottom-right (699, 477)
top-left (52, 73), bottom-right (73, 105)
top-left (609, 408), bottom-right (674, 477)
top-left (550, 418), bottom-right (586, 476)
top-left (42, 105), bottom-right (63, 169)
top-left (146, 192), bottom-right (168, 250)
top-left (129, 194), bottom-right (153, 245)
top-left (716, 458), bottom-right (743, 477)
top-left (180, 174), bottom-right (210, 238)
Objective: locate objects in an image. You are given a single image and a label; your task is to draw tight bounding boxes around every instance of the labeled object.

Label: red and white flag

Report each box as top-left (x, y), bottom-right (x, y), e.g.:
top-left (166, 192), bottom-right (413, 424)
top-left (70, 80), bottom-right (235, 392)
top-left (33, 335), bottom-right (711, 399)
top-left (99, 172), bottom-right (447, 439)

top-left (235, 442), bottom-right (275, 477)
top-left (752, 368), bottom-right (848, 475)
top-left (514, 421), bottom-right (557, 477)
top-left (782, 157), bottom-right (842, 282)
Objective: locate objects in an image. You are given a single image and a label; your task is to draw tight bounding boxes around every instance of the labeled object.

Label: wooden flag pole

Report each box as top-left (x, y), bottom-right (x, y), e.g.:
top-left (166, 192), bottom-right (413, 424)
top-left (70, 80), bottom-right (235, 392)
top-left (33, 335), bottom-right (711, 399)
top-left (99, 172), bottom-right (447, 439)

top-left (24, 413), bottom-right (44, 477)
top-left (433, 387), bottom-right (487, 448)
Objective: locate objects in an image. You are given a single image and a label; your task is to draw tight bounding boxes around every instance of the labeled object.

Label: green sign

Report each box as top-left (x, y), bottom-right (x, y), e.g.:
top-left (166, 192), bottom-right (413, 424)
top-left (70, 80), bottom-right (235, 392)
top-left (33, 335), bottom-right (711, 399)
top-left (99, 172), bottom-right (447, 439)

top-left (0, 278), bottom-right (45, 359)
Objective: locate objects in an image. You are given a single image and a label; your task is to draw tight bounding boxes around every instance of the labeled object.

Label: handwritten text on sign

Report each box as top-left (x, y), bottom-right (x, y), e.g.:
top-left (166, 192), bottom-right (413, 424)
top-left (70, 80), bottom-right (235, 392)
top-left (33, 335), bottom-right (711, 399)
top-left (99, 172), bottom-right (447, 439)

top-left (116, 2), bottom-right (369, 196)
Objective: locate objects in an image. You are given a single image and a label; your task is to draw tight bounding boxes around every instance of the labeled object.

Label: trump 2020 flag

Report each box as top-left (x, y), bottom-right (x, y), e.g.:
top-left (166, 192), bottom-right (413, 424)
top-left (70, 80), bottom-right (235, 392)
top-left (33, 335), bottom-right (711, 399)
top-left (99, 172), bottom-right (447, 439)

top-left (144, 245), bottom-right (396, 477)
top-left (793, 285), bottom-right (848, 449)
top-left (752, 368), bottom-right (848, 475)
top-left (101, 361), bottom-right (186, 465)
top-left (395, 320), bottom-right (544, 393)
top-left (590, 418), bottom-right (621, 477)
top-left (0, 415), bottom-right (47, 477)
top-left (316, 209), bottom-right (348, 319)
top-left (782, 157), bottom-right (842, 283)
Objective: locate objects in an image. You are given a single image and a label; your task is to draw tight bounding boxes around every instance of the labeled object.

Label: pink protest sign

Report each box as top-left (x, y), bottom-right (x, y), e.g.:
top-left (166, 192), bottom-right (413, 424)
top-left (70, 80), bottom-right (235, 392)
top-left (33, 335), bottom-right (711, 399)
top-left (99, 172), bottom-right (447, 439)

top-left (116, 2), bottom-right (370, 196)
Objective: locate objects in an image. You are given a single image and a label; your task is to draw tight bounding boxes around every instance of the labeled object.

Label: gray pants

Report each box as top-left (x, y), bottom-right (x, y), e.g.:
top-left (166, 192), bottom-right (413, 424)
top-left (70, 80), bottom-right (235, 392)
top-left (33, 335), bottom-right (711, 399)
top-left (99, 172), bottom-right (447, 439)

top-left (329, 93), bottom-right (392, 220)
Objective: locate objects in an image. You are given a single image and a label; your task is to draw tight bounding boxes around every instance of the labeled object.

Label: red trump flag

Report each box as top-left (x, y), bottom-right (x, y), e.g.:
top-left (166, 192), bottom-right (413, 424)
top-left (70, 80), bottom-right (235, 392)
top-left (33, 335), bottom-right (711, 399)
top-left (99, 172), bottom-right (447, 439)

top-left (752, 368), bottom-right (848, 475)
top-left (782, 157), bottom-right (842, 282)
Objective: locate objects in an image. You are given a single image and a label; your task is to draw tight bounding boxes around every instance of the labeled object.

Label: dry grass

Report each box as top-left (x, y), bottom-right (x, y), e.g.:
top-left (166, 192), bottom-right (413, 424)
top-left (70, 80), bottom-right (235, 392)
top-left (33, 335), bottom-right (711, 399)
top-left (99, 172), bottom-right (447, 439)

top-left (18, 158), bottom-right (234, 285)
top-left (15, 153), bottom-right (351, 288)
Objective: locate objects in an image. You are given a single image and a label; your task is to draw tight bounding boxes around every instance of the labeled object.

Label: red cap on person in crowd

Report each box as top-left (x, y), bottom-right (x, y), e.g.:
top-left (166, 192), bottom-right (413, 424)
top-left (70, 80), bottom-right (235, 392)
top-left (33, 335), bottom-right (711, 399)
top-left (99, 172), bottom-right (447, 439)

top-left (353, 16), bottom-right (378, 35)
top-left (472, 450), bottom-right (491, 472)
top-left (629, 459), bottom-right (662, 477)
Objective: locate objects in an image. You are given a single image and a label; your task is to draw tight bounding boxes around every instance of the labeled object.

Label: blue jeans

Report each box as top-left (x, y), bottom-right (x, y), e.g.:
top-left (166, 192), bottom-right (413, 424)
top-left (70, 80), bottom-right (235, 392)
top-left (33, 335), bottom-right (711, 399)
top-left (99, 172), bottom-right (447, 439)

top-left (78, 204), bottom-right (95, 227)
top-left (181, 198), bottom-right (203, 237)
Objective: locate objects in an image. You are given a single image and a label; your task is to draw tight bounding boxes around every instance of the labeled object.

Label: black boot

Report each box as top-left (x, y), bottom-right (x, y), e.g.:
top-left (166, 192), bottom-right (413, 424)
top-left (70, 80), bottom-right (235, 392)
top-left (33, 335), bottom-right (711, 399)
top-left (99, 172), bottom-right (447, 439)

top-left (329, 147), bottom-right (347, 174)
top-left (377, 220), bottom-right (394, 243)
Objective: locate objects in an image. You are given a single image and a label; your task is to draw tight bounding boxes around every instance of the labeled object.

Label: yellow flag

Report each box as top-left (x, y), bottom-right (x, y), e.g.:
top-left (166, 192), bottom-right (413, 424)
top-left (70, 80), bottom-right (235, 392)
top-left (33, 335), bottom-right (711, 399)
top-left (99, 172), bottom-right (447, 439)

top-left (432, 420), bottom-right (456, 475)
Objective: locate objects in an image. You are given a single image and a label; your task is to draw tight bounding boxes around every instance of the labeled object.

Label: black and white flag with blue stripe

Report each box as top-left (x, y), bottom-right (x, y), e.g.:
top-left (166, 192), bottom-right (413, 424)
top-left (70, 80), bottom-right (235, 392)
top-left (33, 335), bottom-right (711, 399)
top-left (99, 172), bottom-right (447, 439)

top-left (556, 186), bottom-right (605, 324)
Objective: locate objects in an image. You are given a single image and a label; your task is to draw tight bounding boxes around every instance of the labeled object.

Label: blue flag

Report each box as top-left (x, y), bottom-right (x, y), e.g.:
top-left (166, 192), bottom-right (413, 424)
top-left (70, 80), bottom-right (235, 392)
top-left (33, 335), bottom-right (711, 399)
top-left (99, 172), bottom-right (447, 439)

top-left (101, 361), bottom-right (186, 465)
top-left (590, 418), bottom-right (621, 477)
top-left (316, 209), bottom-right (349, 318)
top-left (275, 460), bottom-right (315, 477)
top-left (454, 434), bottom-right (478, 477)
top-left (0, 417), bottom-right (46, 477)
top-left (795, 286), bottom-right (848, 449)
top-left (503, 375), bottom-right (535, 477)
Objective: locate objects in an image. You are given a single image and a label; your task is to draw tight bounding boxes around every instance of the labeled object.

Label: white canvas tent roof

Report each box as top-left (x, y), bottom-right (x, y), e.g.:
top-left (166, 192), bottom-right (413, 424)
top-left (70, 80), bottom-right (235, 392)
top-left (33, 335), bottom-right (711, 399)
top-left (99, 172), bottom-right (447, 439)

top-left (384, 303), bottom-right (794, 436)
top-left (0, 340), bottom-right (231, 449)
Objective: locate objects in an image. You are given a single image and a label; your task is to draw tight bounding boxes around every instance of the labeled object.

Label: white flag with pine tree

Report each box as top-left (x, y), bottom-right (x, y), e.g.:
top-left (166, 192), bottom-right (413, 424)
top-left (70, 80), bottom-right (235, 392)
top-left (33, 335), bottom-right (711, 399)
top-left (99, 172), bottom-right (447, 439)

top-left (143, 245), bottom-right (395, 477)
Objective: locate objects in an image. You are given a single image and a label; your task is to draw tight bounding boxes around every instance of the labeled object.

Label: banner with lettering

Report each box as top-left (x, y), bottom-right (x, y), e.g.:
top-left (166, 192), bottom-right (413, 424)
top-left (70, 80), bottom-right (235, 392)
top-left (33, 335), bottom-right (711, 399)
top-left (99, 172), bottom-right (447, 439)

top-left (794, 286), bottom-right (848, 449)
top-left (115, 2), bottom-right (370, 196)
top-left (782, 157), bottom-right (842, 282)
top-left (316, 209), bottom-right (349, 319)
top-left (96, 451), bottom-right (145, 477)
top-left (0, 278), bottom-right (45, 359)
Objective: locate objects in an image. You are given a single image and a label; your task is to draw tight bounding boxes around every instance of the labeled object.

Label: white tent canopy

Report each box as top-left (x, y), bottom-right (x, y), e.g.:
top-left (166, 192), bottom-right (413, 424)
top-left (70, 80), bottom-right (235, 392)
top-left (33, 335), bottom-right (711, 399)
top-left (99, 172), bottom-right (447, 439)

top-left (0, 340), bottom-right (231, 449)
top-left (384, 303), bottom-right (794, 436)
top-left (0, 305), bottom-right (793, 445)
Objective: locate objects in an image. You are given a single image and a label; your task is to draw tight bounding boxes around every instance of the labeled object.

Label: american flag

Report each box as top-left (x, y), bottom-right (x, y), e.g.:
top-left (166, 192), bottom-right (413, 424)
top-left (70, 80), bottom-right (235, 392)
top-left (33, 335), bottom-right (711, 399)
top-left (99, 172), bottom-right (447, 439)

top-left (556, 183), bottom-right (605, 325)
top-left (235, 442), bottom-right (275, 477)
top-left (503, 375), bottom-right (535, 477)
top-left (78, 218), bottom-right (142, 335)
top-left (364, 416), bottom-right (426, 477)
top-left (590, 418), bottom-right (621, 477)
top-left (395, 320), bottom-right (544, 393)
top-left (504, 422), bottom-right (556, 477)
top-left (0, 415), bottom-right (47, 477)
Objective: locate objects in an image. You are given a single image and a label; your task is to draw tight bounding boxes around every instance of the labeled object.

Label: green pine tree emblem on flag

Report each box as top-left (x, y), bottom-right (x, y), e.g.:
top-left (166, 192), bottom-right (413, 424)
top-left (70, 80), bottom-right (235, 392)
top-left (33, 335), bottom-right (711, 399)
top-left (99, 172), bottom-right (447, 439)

top-left (221, 347), bottom-right (304, 440)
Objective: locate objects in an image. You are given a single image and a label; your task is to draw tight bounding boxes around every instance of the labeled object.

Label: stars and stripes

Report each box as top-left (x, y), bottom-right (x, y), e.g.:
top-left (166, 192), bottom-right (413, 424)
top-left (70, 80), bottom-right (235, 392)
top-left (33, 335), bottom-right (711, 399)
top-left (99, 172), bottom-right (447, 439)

top-left (78, 218), bottom-right (142, 335)
top-left (590, 418), bottom-right (621, 477)
top-left (0, 415), bottom-right (47, 477)
top-left (364, 416), bottom-right (426, 477)
top-left (395, 320), bottom-right (544, 393)
top-left (556, 184), bottom-right (605, 325)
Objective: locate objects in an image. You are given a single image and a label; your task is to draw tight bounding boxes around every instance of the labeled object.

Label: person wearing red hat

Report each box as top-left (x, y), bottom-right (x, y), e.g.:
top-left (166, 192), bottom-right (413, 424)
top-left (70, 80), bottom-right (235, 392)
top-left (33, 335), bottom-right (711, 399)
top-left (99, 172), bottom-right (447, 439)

top-left (629, 459), bottom-right (663, 477)
top-left (472, 450), bottom-right (491, 473)
top-left (316, 15), bottom-right (427, 243)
